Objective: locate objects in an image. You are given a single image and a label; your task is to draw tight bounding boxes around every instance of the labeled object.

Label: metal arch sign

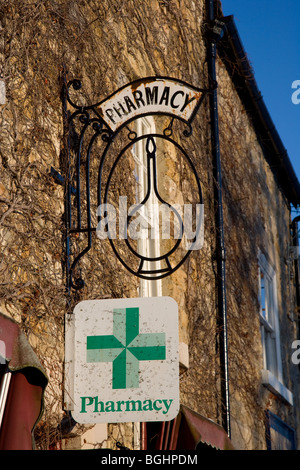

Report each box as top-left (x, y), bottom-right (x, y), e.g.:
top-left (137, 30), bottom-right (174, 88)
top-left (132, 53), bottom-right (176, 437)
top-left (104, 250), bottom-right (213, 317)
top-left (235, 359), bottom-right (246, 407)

top-left (96, 77), bottom-right (205, 132)
top-left (64, 297), bottom-right (179, 424)
top-left (64, 75), bottom-right (208, 289)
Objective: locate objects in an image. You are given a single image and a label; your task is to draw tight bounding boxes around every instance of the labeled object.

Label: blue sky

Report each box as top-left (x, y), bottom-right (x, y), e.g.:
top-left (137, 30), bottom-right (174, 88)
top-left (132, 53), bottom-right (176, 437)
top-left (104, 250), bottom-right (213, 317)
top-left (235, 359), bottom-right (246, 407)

top-left (221, 0), bottom-right (300, 186)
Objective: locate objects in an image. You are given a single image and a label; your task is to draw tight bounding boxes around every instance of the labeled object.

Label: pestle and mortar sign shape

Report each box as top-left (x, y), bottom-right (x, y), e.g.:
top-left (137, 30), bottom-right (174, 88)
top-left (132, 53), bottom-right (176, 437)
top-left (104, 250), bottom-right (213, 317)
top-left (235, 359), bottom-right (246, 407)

top-left (65, 76), bottom-right (206, 283)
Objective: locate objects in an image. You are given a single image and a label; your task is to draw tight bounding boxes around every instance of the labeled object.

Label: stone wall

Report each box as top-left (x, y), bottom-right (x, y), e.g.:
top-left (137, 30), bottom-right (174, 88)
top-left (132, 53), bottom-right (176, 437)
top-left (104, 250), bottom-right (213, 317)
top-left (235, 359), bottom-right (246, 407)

top-left (217, 56), bottom-right (299, 449)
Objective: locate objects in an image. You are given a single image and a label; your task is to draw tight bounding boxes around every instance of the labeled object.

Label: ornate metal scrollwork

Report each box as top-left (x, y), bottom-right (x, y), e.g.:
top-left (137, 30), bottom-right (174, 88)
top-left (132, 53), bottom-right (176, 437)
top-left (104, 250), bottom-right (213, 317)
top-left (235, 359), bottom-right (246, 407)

top-left (62, 76), bottom-right (208, 289)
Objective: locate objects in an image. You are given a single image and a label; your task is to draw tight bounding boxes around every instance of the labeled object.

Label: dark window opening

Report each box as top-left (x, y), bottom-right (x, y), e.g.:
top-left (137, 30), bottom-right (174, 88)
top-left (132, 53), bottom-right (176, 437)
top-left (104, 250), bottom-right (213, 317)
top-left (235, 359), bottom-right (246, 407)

top-left (265, 410), bottom-right (296, 450)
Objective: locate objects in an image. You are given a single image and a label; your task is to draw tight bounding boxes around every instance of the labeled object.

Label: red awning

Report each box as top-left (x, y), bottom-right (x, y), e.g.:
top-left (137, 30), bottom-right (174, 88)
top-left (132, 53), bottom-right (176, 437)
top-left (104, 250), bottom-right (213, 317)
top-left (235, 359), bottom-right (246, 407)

top-left (177, 405), bottom-right (234, 450)
top-left (144, 404), bottom-right (234, 450)
top-left (0, 312), bottom-right (48, 450)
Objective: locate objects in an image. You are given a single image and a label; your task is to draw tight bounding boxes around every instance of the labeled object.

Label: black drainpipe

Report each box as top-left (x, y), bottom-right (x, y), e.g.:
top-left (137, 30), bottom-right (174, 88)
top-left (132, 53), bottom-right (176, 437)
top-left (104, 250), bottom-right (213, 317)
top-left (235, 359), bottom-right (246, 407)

top-left (206, 0), bottom-right (231, 438)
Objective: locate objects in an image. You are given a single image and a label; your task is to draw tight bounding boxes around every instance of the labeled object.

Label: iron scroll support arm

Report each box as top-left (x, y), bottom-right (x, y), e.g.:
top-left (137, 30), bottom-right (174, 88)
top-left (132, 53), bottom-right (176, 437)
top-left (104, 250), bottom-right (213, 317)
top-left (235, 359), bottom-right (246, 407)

top-left (59, 74), bottom-right (208, 285)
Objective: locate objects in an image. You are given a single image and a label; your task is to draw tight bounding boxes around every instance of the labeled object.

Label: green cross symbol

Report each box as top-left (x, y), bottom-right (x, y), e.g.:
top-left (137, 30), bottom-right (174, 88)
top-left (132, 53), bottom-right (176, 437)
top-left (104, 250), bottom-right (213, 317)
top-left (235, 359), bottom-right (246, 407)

top-left (86, 307), bottom-right (166, 389)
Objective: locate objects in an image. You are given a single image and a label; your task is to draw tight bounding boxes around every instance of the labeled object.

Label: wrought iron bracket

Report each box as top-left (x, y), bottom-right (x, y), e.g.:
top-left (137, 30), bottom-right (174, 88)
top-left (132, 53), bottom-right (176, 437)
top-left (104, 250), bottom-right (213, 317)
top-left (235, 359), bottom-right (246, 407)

top-left (60, 76), bottom-right (209, 290)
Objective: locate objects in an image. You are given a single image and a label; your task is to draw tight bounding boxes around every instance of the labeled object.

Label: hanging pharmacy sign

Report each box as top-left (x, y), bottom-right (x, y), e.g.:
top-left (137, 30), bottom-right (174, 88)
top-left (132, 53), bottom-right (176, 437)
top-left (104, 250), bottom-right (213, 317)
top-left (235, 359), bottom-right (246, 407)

top-left (64, 297), bottom-right (179, 423)
top-left (97, 78), bottom-right (205, 132)
top-left (63, 76), bottom-right (208, 290)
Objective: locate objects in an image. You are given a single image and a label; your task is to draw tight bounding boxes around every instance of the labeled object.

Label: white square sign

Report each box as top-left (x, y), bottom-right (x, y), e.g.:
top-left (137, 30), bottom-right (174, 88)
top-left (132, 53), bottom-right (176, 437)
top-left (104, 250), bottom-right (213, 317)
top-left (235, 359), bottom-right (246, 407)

top-left (65, 297), bottom-right (179, 424)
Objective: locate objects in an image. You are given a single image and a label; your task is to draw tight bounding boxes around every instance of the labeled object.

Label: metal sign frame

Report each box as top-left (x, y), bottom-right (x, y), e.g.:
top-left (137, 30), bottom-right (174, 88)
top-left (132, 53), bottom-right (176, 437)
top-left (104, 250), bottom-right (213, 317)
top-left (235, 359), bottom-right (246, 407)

top-left (62, 76), bottom-right (208, 290)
